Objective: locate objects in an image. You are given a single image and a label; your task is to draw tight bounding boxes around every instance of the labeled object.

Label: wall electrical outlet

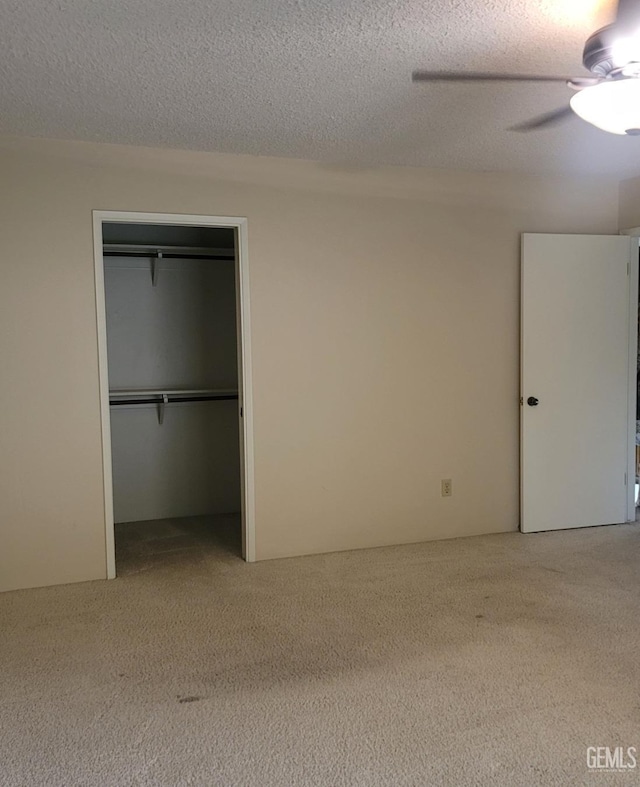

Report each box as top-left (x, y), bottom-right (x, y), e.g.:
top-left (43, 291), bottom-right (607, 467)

top-left (441, 479), bottom-right (452, 497)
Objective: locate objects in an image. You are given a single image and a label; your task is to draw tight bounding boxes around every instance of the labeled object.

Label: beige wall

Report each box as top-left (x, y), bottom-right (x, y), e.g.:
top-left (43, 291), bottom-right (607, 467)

top-left (620, 176), bottom-right (640, 230)
top-left (0, 135), bottom-right (621, 592)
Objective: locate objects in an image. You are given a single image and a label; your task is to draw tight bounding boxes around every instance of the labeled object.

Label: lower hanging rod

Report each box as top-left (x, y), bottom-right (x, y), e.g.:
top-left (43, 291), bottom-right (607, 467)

top-left (109, 394), bottom-right (238, 406)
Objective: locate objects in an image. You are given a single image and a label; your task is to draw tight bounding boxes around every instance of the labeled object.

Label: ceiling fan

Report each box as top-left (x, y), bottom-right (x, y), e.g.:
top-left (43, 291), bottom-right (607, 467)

top-left (412, 0), bottom-right (640, 134)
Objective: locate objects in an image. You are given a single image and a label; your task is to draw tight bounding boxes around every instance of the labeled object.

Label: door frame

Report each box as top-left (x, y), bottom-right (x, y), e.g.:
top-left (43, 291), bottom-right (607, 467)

top-left (621, 228), bottom-right (640, 522)
top-left (92, 210), bottom-right (256, 578)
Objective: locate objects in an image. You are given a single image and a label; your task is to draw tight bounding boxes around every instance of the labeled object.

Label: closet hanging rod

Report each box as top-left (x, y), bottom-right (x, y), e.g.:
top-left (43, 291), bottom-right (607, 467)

top-left (109, 394), bottom-right (238, 406)
top-left (110, 387), bottom-right (238, 397)
top-left (103, 243), bottom-right (235, 260)
top-left (109, 388), bottom-right (238, 403)
top-left (108, 389), bottom-right (238, 425)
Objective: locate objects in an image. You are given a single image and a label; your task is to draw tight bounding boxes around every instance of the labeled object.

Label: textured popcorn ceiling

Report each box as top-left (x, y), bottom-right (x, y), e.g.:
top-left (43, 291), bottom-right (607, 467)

top-left (1, 0), bottom-right (639, 175)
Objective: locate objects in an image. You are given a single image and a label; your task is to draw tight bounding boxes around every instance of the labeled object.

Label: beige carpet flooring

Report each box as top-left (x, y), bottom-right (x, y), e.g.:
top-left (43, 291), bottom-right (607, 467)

top-left (2, 518), bottom-right (640, 786)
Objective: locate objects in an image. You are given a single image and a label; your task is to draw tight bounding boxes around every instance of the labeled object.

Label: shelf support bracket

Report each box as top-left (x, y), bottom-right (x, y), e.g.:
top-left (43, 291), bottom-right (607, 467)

top-left (157, 393), bottom-right (168, 425)
top-left (151, 250), bottom-right (161, 287)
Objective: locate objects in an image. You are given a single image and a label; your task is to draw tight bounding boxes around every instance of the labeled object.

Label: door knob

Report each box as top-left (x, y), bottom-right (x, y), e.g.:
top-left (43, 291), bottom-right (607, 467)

top-left (527, 396), bottom-right (539, 406)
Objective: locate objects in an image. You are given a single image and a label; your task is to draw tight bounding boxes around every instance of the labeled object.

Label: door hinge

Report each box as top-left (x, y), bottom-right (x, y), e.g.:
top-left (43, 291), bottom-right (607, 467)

top-left (625, 472), bottom-right (628, 486)
top-left (627, 261), bottom-right (630, 276)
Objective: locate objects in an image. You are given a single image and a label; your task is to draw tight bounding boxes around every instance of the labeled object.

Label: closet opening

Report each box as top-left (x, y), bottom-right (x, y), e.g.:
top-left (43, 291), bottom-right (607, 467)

top-left (93, 212), bottom-right (255, 578)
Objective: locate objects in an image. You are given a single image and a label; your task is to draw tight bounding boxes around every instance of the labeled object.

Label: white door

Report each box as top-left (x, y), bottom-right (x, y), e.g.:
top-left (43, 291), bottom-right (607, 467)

top-left (521, 233), bottom-right (636, 533)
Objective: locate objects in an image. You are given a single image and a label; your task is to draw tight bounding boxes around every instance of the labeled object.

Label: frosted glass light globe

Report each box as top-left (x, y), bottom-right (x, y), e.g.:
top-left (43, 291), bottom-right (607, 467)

top-left (570, 78), bottom-right (640, 135)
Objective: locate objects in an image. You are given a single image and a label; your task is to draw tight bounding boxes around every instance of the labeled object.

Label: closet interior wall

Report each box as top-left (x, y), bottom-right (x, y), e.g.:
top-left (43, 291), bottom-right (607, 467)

top-left (103, 222), bottom-right (241, 524)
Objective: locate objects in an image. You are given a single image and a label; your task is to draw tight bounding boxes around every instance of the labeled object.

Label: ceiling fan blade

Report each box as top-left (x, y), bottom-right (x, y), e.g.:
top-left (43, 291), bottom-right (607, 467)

top-left (567, 77), bottom-right (604, 89)
top-left (412, 71), bottom-right (588, 84)
top-left (509, 106), bottom-right (575, 132)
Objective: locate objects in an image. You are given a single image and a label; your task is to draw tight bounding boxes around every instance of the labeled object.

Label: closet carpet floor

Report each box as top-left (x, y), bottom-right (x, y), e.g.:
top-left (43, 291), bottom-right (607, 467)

top-left (114, 514), bottom-right (242, 576)
top-left (2, 522), bottom-right (640, 786)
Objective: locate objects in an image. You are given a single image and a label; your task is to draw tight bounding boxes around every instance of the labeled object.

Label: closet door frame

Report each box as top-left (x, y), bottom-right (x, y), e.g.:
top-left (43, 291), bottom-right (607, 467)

top-left (93, 210), bottom-right (256, 578)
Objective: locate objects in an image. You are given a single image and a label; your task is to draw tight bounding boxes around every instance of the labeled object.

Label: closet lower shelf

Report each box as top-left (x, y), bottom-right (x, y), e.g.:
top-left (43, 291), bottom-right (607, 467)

top-left (109, 389), bottom-right (239, 424)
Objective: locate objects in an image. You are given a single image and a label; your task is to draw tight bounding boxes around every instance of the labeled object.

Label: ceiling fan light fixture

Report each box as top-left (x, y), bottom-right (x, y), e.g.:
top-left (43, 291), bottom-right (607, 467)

top-left (569, 78), bottom-right (640, 134)
top-left (611, 31), bottom-right (640, 68)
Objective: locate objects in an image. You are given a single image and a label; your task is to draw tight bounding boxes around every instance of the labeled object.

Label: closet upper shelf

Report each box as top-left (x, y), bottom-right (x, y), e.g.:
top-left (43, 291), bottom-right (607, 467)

top-left (103, 243), bottom-right (235, 286)
top-left (103, 243), bottom-right (235, 260)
